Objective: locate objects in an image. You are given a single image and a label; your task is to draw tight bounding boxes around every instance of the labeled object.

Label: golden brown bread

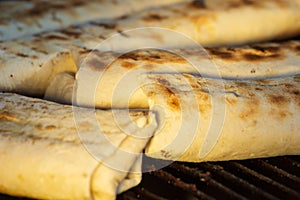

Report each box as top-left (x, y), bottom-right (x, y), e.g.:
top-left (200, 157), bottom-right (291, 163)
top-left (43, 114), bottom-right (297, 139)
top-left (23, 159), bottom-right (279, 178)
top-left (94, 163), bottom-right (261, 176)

top-left (0, 0), bottom-right (186, 41)
top-left (0, 93), bottom-right (156, 200)
top-left (140, 73), bottom-right (300, 161)
top-left (45, 40), bottom-right (300, 108)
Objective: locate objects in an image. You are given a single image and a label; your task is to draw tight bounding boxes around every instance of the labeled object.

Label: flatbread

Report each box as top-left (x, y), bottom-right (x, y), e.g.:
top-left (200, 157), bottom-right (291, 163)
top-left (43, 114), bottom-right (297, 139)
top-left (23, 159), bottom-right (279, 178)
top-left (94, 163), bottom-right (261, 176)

top-left (4, 0), bottom-right (300, 44)
top-left (0, 0), bottom-right (185, 41)
top-left (45, 40), bottom-right (300, 108)
top-left (0, 93), bottom-right (157, 199)
top-left (140, 73), bottom-right (300, 162)
top-left (44, 72), bottom-right (75, 104)
top-left (0, 46), bottom-right (77, 97)
top-left (95, 0), bottom-right (300, 47)
top-left (2, 0), bottom-right (300, 96)
top-left (0, 0), bottom-right (186, 97)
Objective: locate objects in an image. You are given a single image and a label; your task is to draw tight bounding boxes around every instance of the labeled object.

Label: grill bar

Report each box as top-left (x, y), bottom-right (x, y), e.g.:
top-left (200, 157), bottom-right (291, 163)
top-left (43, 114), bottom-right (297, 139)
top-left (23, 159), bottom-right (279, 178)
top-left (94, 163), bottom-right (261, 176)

top-left (167, 163), bottom-right (248, 199)
top-left (148, 169), bottom-right (213, 200)
top-left (244, 159), bottom-right (300, 191)
top-left (266, 157), bottom-right (300, 177)
top-left (225, 162), bottom-right (300, 199)
top-left (200, 163), bottom-right (280, 200)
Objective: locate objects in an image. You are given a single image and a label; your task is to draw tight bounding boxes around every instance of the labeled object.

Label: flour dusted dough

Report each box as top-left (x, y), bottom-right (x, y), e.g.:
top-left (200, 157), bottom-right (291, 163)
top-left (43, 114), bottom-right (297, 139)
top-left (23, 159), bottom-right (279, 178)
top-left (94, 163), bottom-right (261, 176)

top-left (0, 93), bottom-right (156, 199)
top-left (140, 73), bottom-right (300, 162)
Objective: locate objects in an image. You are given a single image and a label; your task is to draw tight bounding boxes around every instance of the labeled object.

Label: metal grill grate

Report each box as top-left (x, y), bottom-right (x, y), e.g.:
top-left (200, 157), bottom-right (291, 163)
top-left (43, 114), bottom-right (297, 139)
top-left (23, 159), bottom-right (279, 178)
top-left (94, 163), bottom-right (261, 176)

top-left (117, 156), bottom-right (300, 200)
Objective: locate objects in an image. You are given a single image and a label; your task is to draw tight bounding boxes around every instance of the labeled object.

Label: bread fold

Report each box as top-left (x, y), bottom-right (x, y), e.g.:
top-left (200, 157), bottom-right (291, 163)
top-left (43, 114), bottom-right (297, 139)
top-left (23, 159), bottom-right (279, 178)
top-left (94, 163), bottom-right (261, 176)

top-left (0, 93), bottom-right (156, 200)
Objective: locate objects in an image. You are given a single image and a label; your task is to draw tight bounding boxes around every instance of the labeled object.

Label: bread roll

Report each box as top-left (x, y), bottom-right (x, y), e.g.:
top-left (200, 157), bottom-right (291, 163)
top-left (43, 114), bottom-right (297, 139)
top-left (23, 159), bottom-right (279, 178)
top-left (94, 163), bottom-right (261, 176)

top-left (45, 41), bottom-right (300, 108)
top-left (140, 73), bottom-right (300, 162)
top-left (0, 93), bottom-right (156, 199)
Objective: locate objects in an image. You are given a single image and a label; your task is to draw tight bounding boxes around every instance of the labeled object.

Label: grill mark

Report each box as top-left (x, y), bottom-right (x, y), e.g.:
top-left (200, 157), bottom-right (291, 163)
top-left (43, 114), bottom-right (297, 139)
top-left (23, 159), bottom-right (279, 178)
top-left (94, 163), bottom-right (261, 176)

top-left (31, 46), bottom-right (48, 54)
top-left (90, 22), bottom-right (117, 29)
top-left (59, 29), bottom-right (82, 38)
top-left (43, 34), bottom-right (69, 40)
top-left (116, 15), bottom-right (129, 20)
top-left (208, 43), bottom-right (287, 62)
top-left (16, 53), bottom-right (29, 58)
top-left (119, 50), bottom-right (185, 64)
top-left (228, 0), bottom-right (257, 9)
top-left (143, 14), bottom-right (168, 21)
top-left (208, 49), bottom-right (234, 60)
top-left (242, 53), bottom-right (283, 62)
top-left (226, 0), bottom-right (288, 9)
top-left (190, 0), bottom-right (206, 8)
top-left (295, 45), bottom-right (300, 54)
top-left (251, 45), bottom-right (281, 53)
top-left (26, 0), bottom-right (87, 17)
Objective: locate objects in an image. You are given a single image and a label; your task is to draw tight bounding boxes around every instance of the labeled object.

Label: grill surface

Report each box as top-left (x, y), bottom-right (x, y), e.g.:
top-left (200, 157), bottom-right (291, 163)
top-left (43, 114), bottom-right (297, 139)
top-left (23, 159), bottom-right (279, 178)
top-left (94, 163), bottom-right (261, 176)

top-left (117, 155), bottom-right (300, 200)
top-left (0, 155), bottom-right (299, 199)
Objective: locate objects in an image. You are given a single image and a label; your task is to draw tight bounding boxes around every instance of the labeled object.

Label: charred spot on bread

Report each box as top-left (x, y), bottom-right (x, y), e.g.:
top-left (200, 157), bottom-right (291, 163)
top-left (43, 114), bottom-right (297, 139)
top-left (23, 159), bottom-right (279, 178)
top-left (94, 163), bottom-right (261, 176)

top-left (190, 0), bottom-right (206, 9)
top-left (90, 22), bottom-right (117, 29)
top-left (43, 34), bottom-right (68, 40)
top-left (292, 90), bottom-right (300, 95)
top-left (143, 13), bottom-right (168, 21)
top-left (267, 94), bottom-right (289, 112)
top-left (26, 0), bottom-right (87, 17)
top-left (121, 61), bottom-right (137, 69)
top-left (208, 48), bottom-right (235, 60)
top-left (242, 52), bottom-right (283, 62)
top-left (59, 29), bottom-right (82, 38)
top-left (250, 45), bottom-right (281, 53)
top-left (119, 49), bottom-right (185, 64)
top-left (16, 53), bottom-right (29, 58)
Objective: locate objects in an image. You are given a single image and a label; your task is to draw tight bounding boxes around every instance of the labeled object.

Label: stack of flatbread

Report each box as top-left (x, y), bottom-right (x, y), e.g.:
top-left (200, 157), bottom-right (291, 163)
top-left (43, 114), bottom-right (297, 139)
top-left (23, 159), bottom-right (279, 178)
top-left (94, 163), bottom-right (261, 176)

top-left (1, 0), bottom-right (300, 199)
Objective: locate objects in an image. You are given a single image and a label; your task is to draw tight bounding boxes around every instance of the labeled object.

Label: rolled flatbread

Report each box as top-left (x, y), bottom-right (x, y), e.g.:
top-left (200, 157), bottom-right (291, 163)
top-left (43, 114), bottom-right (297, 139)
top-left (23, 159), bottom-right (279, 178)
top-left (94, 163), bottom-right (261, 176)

top-left (0, 0), bottom-right (185, 41)
top-left (44, 72), bottom-right (75, 104)
top-left (91, 0), bottom-right (300, 47)
top-left (2, 0), bottom-right (300, 96)
top-left (45, 40), bottom-right (300, 108)
top-left (139, 73), bottom-right (300, 162)
top-left (0, 93), bottom-right (157, 199)
top-left (0, 46), bottom-right (77, 97)
top-left (0, 0), bottom-right (186, 96)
